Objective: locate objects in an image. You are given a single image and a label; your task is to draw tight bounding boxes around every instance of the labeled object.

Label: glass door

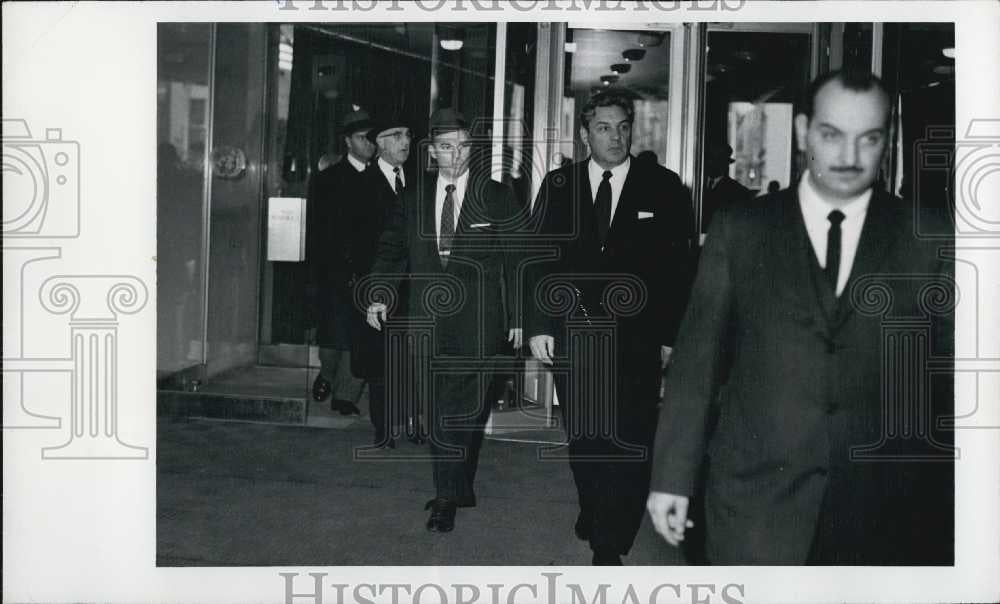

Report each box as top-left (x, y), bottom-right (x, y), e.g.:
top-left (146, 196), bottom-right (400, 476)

top-left (699, 23), bottom-right (816, 235)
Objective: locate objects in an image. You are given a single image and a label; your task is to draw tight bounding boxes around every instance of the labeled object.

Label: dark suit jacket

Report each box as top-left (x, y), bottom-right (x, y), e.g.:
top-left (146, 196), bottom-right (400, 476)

top-left (309, 157), bottom-right (369, 348)
top-left (702, 175), bottom-right (755, 232)
top-left (370, 168), bottom-right (521, 358)
top-left (524, 157), bottom-right (695, 377)
top-left (650, 187), bottom-right (954, 564)
top-left (347, 163), bottom-right (407, 378)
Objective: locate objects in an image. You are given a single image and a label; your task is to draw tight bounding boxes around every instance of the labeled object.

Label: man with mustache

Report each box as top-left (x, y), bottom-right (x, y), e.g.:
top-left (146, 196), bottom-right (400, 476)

top-left (525, 91), bottom-right (695, 565)
top-left (646, 70), bottom-right (954, 564)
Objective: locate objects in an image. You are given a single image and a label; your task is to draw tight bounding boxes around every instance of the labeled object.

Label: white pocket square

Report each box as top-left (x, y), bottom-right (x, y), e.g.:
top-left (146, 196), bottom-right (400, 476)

top-left (470, 222), bottom-right (492, 228)
top-left (637, 211), bottom-right (654, 220)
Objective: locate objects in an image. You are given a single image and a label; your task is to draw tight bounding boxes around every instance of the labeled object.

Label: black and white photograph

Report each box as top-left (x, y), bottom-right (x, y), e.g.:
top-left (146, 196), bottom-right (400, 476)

top-left (4, 1), bottom-right (1000, 602)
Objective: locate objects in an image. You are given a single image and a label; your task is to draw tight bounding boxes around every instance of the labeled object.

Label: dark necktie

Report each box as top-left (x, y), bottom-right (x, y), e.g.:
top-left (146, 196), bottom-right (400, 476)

top-left (393, 166), bottom-right (404, 197)
top-left (825, 209), bottom-right (846, 294)
top-left (440, 183), bottom-right (456, 266)
top-left (594, 170), bottom-right (613, 245)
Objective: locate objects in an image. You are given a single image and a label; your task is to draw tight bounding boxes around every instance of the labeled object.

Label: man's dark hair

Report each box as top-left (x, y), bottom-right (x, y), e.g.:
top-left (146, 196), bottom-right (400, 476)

top-left (580, 90), bottom-right (635, 130)
top-left (798, 69), bottom-right (890, 121)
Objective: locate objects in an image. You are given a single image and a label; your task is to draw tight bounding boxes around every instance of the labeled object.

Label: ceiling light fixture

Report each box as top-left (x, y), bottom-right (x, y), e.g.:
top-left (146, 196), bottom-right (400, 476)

top-left (622, 48), bottom-right (646, 62)
top-left (600, 74), bottom-right (620, 85)
top-left (637, 32), bottom-right (665, 48)
top-left (942, 47), bottom-right (955, 59)
top-left (440, 39), bottom-right (464, 51)
top-left (611, 63), bottom-right (631, 74)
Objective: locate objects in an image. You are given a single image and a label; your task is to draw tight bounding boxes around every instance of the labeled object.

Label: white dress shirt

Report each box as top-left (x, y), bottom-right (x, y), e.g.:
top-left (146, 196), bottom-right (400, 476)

top-left (347, 153), bottom-right (367, 173)
top-left (587, 156), bottom-right (630, 223)
top-left (798, 169), bottom-right (872, 297)
top-left (435, 170), bottom-right (469, 249)
top-left (377, 156), bottom-right (405, 191)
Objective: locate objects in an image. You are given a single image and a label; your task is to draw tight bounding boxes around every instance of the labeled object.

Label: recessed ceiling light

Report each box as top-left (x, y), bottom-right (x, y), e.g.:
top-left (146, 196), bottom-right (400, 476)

top-left (440, 39), bottom-right (464, 51)
top-left (942, 47), bottom-right (955, 59)
top-left (622, 48), bottom-right (646, 62)
top-left (637, 32), bottom-right (665, 48)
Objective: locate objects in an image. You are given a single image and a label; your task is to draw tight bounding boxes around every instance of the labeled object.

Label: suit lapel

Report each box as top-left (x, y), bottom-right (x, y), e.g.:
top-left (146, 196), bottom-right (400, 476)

top-left (419, 174), bottom-right (441, 268)
top-left (832, 191), bottom-right (898, 328)
top-left (774, 190), bottom-right (833, 337)
top-left (454, 173), bottom-right (480, 237)
top-left (574, 163), bottom-right (597, 248)
top-left (606, 157), bottom-right (639, 247)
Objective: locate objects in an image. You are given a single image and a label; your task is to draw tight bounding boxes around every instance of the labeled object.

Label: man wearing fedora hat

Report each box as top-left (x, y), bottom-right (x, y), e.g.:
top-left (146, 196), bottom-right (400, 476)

top-left (310, 108), bottom-right (377, 415)
top-left (701, 142), bottom-right (754, 233)
top-left (345, 117), bottom-right (416, 448)
top-left (366, 107), bottom-right (523, 532)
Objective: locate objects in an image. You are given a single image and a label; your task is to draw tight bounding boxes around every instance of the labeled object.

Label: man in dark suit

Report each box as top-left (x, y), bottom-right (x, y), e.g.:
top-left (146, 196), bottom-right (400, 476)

top-left (647, 70), bottom-right (954, 565)
top-left (310, 109), bottom-right (376, 414)
top-left (348, 119), bottom-right (413, 448)
top-left (366, 108), bottom-right (523, 532)
top-left (525, 91), bottom-right (695, 565)
top-left (701, 142), bottom-right (755, 233)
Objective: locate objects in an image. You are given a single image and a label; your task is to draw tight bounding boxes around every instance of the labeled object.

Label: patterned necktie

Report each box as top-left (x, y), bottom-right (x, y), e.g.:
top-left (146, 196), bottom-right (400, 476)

top-left (594, 170), bottom-right (613, 245)
top-left (825, 209), bottom-right (846, 294)
top-left (440, 183), bottom-right (456, 266)
top-left (393, 166), bottom-right (404, 197)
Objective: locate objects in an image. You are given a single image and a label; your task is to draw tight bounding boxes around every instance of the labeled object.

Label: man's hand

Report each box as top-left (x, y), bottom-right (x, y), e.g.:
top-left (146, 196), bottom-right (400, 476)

top-left (528, 335), bottom-right (555, 365)
top-left (661, 345), bottom-right (673, 369)
top-left (647, 491), bottom-right (694, 546)
top-left (508, 328), bottom-right (523, 349)
top-left (366, 303), bottom-right (387, 331)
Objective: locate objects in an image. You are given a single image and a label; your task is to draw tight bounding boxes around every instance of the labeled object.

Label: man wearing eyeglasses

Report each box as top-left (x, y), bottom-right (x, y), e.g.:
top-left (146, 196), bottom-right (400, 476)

top-left (366, 108), bottom-right (523, 533)
top-left (345, 120), bottom-right (413, 449)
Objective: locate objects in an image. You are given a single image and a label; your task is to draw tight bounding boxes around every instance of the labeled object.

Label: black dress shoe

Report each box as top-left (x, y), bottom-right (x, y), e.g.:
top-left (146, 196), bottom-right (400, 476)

top-left (591, 550), bottom-right (622, 566)
top-left (574, 512), bottom-right (592, 541)
top-left (332, 399), bottom-right (361, 415)
top-left (312, 375), bottom-right (332, 402)
top-left (425, 498), bottom-right (457, 532)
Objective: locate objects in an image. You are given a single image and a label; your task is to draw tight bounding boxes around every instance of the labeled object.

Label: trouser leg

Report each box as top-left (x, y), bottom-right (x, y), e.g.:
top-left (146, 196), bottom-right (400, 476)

top-left (589, 376), bottom-right (658, 556)
top-left (319, 347), bottom-right (364, 401)
top-left (558, 353), bottom-right (659, 556)
top-left (429, 369), bottom-right (491, 506)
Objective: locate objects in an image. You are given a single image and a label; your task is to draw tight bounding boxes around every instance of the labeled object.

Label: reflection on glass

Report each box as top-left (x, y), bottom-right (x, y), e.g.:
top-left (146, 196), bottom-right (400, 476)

top-left (502, 23), bottom-right (537, 207)
top-left (157, 23), bottom-right (212, 375)
top-left (727, 101), bottom-right (793, 191)
top-left (564, 28), bottom-right (671, 164)
top-left (701, 30), bottom-right (810, 232)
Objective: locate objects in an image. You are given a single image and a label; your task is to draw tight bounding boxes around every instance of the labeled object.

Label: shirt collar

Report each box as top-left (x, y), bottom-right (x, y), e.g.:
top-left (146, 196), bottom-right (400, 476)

top-left (798, 169), bottom-right (871, 223)
top-left (588, 155), bottom-right (630, 184)
top-left (437, 169), bottom-right (469, 198)
top-left (378, 156), bottom-right (403, 185)
top-left (347, 153), bottom-right (367, 173)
